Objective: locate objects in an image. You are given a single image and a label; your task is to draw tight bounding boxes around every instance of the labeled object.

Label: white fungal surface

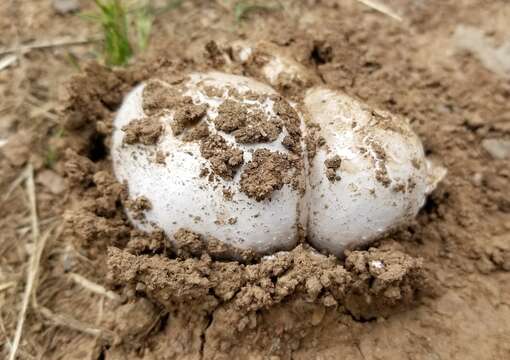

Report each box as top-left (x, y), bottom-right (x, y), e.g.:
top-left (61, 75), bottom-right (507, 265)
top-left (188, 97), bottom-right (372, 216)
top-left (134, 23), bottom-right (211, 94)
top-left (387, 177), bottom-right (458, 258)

top-left (112, 72), bottom-right (304, 256)
top-left (303, 87), bottom-right (433, 256)
top-left (112, 71), bottom-right (445, 258)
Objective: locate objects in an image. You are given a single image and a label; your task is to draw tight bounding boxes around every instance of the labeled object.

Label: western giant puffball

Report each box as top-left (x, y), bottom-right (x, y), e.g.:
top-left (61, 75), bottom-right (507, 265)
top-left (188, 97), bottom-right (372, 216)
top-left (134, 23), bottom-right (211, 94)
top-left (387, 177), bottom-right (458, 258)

top-left (112, 67), bottom-right (444, 258)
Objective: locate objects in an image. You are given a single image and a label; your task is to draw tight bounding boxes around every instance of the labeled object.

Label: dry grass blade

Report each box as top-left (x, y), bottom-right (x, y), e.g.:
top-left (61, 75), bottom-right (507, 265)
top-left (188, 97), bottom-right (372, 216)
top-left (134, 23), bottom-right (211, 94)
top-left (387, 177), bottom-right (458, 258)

top-left (26, 227), bottom-right (116, 343)
top-left (0, 37), bottom-right (98, 56)
top-left (89, 297), bottom-right (106, 359)
top-left (1, 313), bottom-right (36, 360)
top-left (9, 164), bottom-right (43, 360)
top-left (17, 216), bottom-right (60, 237)
top-left (26, 164), bottom-right (40, 242)
top-left (355, 0), bottom-right (402, 22)
top-left (0, 54), bottom-right (17, 71)
top-left (0, 281), bottom-right (16, 292)
top-left (0, 314), bottom-right (13, 352)
top-left (37, 306), bottom-right (116, 342)
top-left (68, 273), bottom-right (120, 301)
top-left (3, 166), bottom-right (30, 202)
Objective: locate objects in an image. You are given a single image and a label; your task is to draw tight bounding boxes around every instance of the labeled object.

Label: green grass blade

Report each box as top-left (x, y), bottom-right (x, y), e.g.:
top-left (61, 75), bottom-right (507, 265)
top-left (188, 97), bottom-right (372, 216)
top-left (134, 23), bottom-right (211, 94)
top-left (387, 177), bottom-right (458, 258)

top-left (86, 0), bottom-right (133, 66)
top-left (135, 6), bottom-right (154, 51)
top-left (84, 0), bottom-right (183, 66)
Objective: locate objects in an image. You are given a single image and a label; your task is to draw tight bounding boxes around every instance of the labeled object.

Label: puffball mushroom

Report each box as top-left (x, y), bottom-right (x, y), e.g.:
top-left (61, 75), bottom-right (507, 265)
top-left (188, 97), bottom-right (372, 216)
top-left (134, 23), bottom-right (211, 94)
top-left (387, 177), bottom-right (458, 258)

top-left (112, 72), bottom-right (306, 256)
top-left (112, 71), bottom-right (444, 258)
top-left (304, 87), bottom-right (441, 256)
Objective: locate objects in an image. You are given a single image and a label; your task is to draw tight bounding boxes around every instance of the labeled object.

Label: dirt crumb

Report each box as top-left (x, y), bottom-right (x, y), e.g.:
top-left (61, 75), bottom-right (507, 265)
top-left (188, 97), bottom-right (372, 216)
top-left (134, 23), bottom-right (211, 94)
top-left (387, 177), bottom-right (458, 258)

top-left (155, 150), bottom-right (167, 164)
top-left (304, 124), bottom-right (325, 161)
top-left (205, 40), bottom-right (226, 67)
top-left (125, 196), bottom-right (152, 220)
top-left (214, 99), bottom-right (247, 132)
top-left (369, 110), bottom-right (410, 136)
top-left (122, 117), bottom-right (163, 145)
top-left (214, 99), bottom-right (282, 143)
top-left (234, 111), bottom-right (282, 144)
top-left (324, 155), bottom-right (342, 182)
top-left (200, 135), bottom-right (244, 180)
top-left (64, 149), bottom-right (96, 187)
top-left (393, 182), bottom-right (407, 193)
top-left (411, 158), bottom-right (422, 170)
top-left (65, 210), bottom-right (129, 253)
top-left (199, 167), bottom-right (210, 178)
top-left (370, 141), bottom-right (391, 187)
top-left (172, 228), bottom-right (256, 261)
top-left (171, 98), bottom-right (208, 136)
top-left (92, 171), bottom-right (127, 217)
top-left (240, 149), bottom-right (295, 201)
top-left (203, 85), bottom-right (224, 98)
top-left (142, 79), bottom-right (208, 137)
top-left (222, 187), bottom-right (233, 200)
top-left (64, 62), bottom-right (133, 130)
top-left (112, 298), bottom-right (159, 342)
top-left (182, 121), bottom-right (210, 142)
top-left (172, 228), bottom-right (203, 257)
top-left (126, 229), bottom-right (166, 255)
top-left (344, 247), bottom-right (427, 319)
top-left (272, 96), bottom-right (302, 153)
top-left (142, 79), bottom-right (181, 116)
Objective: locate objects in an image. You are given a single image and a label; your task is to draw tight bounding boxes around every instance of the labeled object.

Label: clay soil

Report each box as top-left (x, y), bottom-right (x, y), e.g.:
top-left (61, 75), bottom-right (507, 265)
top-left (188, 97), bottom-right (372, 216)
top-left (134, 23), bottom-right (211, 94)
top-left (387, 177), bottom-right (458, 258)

top-left (1, 1), bottom-right (510, 359)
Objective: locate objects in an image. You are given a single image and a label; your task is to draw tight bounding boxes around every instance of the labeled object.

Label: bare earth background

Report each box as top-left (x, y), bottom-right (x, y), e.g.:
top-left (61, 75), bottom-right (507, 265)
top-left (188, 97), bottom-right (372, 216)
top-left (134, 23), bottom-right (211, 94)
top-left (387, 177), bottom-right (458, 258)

top-left (1, 0), bottom-right (510, 359)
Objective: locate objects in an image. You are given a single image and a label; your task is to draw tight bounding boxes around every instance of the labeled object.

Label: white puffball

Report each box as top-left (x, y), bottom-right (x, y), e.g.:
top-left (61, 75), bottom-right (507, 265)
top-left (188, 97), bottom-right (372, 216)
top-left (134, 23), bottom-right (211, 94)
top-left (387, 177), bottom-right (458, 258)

top-left (112, 72), bottom-right (304, 256)
top-left (303, 87), bottom-right (437, 256)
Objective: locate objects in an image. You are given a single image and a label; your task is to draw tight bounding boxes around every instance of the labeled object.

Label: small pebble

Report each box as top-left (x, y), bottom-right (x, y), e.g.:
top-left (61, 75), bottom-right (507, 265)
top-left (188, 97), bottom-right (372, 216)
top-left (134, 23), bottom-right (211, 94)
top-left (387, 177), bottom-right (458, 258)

top-left (53, 0), bottom-right (80, 14)
top-left (370, 260), bottom-right (384, 269)
top-left (482, 138), bottom-right (510, 160)
top-left (465, 116), bottom-right (484, 129)
top-left (472, 172), bottom-right (483, 187)
top-left (135, 282), bottom-right (146, 293)
top-left (36, 169), bottom-right (66, 194)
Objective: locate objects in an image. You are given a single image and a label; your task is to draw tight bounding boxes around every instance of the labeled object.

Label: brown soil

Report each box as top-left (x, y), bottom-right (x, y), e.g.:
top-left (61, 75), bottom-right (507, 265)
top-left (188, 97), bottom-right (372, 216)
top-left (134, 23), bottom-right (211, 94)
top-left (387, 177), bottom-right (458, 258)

top-left (142, 80), bottom-right (209, 136)
top-left (1, 1), bottom-right (510, 360)
top-left (125, 196), bottom-right (152, 221)
top-left (240, 149), bottom-right (298, 201)
top-left (213, 98), bottom-right (284, 144)
top-left (122, 117), bottom-right (163, 145)
top-left (171, 100), bottom-right (208, 136)
top-left (214, 99), bottom-right (248, 132)
top-left (324, 155), bottom-right (342, 182)
top-left (142, 79), bottom-right (183, 116)
top-left (200, 134), bottom-right (244, 180)
top-left (273, 95), bottom-right (303, 154)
